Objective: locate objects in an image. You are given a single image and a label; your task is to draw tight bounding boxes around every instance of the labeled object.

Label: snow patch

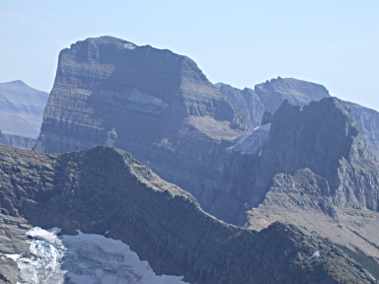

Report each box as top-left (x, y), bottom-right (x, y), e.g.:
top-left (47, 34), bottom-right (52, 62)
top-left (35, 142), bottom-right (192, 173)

top-left (311, 250), bottom-right (320, 258)
top-left (6, 227), bottom-right (65, 284)
top-left (123, 42), bottom-right (136, 50)
top-left (6, 227), bottom-right (187, 284)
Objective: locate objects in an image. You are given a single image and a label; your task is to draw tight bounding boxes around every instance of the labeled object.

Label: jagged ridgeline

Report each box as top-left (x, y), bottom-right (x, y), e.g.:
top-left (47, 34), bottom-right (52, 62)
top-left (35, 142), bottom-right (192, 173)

top-left (0, 145), bottom-right (375, 283)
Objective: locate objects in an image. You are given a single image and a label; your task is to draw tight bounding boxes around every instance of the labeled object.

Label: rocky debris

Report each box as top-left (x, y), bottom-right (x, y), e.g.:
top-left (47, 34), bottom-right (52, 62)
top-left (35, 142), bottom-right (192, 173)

top-left (0, 80), bottom-right (48, 139)
top-left (0, 145), bottom-right (375, 284)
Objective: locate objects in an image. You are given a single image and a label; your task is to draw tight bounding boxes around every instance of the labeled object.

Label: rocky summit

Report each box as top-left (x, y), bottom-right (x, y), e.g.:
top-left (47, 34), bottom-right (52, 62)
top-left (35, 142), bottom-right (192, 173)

top-left (0, 145), bottom-right (375, 284)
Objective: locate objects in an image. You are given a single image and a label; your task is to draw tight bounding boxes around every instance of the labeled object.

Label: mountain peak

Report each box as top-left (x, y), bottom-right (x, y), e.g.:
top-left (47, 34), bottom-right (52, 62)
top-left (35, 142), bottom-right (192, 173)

top-left (76, 35), bottom-right (137, 50)
top-left (0, 80), bottom-right (49, 138)
top-left (256, 77), bottom-right (330, 97)
top-left (1, 80), bottom-right (29, 88)
top-left (9, 80), bottom-right (27, 86)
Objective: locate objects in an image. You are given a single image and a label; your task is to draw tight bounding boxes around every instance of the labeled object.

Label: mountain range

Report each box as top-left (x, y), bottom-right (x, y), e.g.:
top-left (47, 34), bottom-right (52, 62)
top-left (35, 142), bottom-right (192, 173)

top-left (0, 36), bottom-right (378, 283)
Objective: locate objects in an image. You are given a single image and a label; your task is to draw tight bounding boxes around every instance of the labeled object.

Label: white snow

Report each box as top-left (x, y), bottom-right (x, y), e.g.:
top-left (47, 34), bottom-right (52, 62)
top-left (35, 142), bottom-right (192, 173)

top-left (311, 250), bottom-right (320, 258)
top-left (26, 227), bottom-right (62, 243)
top-left (5, 227), bottom-right (65, 284)
top-left (62, 231), bottom-right (187, 283)
top-left (6, 227), bottom-right (187, 284)
top-left (123, 42), bottom-right (136, 50)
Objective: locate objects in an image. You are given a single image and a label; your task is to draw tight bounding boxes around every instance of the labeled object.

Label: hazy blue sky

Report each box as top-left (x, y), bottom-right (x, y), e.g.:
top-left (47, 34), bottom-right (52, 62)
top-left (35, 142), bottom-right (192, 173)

top-left (1, 1), bottom-right (378, 109)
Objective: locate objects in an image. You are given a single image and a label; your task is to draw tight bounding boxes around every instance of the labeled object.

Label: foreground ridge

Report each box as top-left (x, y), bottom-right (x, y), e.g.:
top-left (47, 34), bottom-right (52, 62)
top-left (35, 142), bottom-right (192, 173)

top-left (0, 145), bottom-right (375, 283)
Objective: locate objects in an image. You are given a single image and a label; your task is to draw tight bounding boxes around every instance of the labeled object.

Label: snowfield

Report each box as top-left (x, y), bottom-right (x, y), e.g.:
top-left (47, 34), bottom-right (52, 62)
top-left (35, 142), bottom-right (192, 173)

top-left (6, 227), bottom-right (188, 284)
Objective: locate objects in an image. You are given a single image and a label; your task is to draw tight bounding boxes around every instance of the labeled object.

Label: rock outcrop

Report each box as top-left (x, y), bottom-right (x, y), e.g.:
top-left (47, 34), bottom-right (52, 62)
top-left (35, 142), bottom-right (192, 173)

top-left (0, 145), bottom-right (375, 284)
top-left (0, 80), bottom-right (48, 139)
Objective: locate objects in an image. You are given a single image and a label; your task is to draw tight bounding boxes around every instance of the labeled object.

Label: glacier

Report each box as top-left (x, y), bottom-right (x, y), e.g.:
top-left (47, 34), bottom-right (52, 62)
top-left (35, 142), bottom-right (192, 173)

top-left (6, 227), bottom-right (188, 284)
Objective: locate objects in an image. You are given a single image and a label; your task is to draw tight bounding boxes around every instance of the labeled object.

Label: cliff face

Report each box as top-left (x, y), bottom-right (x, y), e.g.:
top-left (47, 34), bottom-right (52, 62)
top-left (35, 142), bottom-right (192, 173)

top-left (37, 36), bottom-right (237, 153)
top-left (0, 145), bottom-right (375, 284)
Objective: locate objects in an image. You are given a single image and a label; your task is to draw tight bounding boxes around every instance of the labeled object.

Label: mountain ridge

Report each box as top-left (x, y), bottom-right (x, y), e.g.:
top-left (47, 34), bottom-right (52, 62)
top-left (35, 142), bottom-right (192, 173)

top-left (0, 145), bottom-right (375, 284)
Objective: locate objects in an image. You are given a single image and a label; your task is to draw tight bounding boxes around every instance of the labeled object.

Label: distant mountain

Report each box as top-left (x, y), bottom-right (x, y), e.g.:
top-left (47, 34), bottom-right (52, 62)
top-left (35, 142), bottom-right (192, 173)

top-left (0, 130), bottom-right (35, 149)
top-left (0, 145), bottom-right (374, 284)
top-left (0, 80), bottom-right (48, 138)
top-left (254, 77), bottom-right (330, 113)
top-left (216, 77), bottom-right (330, 130)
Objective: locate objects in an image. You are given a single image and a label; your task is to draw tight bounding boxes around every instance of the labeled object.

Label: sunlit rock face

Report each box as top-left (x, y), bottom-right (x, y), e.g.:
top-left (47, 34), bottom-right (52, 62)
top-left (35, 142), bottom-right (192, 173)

top-left (7, 227), bottom-right (187, 284)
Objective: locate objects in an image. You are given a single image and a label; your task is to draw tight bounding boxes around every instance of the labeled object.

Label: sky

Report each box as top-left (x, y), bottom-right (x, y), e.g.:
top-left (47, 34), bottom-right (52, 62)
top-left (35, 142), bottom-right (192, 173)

top-left (1, 1), bottom-right (378, 109)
